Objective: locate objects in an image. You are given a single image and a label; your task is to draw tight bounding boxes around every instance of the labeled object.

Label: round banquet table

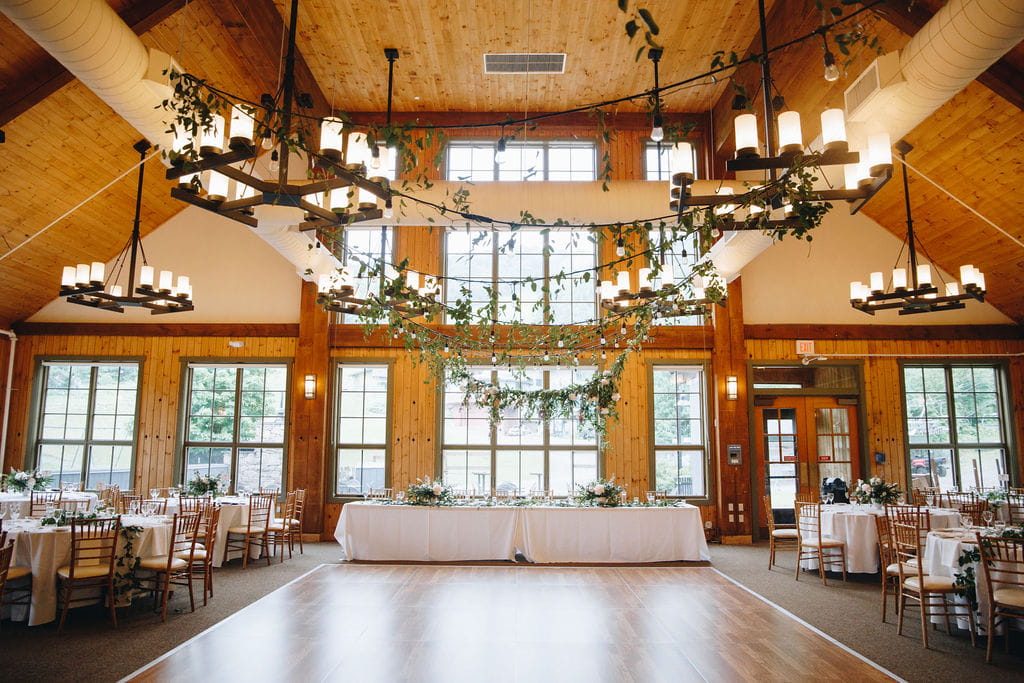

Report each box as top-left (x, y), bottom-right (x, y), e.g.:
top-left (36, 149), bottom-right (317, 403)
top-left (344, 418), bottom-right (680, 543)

top-left (0, 491), bottom-right (99, 517)
top-left (164, 496), bottom-right (257, 567)
top-left (801, 504), bottom-right (961, 573)
top-left (1, 515), bottom-right (172, 626)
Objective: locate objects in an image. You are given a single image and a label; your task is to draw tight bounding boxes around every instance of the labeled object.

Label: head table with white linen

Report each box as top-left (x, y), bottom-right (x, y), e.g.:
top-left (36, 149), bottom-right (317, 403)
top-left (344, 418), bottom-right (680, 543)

top-left (800, 504), bottom-right (961, 573)
top-left (1, 515), bottom-right (171, 626)
top-left (0, 491), bottom-right (99, 517)
top-left (335, 501), bottom-right (711, 563)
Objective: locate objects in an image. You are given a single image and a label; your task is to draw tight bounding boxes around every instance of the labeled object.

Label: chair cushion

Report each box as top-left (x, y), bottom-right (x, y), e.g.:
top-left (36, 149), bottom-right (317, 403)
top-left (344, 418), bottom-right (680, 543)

top-left (57, 564), bottom-right (111, 579)
top-left (6, 566), bottom-right (31, 581)
top-left (227, 525), bottom-right (266, 534)
top-left (802, 537), bottom-right (844, 548)
top-left (174, 548), bottom-right (207, 561)
top-left (138, 555), bottom-right (189, 571)
top-left (268, 522), bottom-right (288, 532)
top-left (903, 575), bottom-right (955, 592)
top-left (274, 517), bottom-right (300, 526)
top-left (772, 529), bottom-right (799, 538)
top-left (993, 588), bottom-right (1024, 609)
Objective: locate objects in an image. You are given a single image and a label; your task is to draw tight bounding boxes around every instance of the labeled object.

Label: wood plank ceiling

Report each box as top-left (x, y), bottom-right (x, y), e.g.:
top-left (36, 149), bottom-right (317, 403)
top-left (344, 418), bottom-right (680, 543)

top-left (0, 0), bottom-right (1020, 327)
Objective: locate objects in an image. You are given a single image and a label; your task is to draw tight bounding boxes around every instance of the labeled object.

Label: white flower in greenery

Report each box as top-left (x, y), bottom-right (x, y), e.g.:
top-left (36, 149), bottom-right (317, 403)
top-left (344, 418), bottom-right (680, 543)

top-left (14, 471), bottom-right (28, 481)
top-left (602, 370), bottom-right (612, 377)
top-left (594, 484), bottom-right (606, 496)
top-left (861, 483), bottom-right (871, 493)
top-left (432, 483), bottom-right (442, 495)
top-left (27, 477), bottom-right (36, 490)
top-left (870, 477), bottom-right (882, 486)
top-left (568, 393), bottom-right (578, 401)
top-left (611, 393), bottom-right (621, 402)
top-left (600, 378), bottom-right (610, 386)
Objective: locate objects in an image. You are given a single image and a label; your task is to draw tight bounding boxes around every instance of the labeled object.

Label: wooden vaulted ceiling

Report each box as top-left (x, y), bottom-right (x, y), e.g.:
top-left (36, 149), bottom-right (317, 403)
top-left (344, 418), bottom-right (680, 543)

top-left (0, 0), bottom-right (1021, 328)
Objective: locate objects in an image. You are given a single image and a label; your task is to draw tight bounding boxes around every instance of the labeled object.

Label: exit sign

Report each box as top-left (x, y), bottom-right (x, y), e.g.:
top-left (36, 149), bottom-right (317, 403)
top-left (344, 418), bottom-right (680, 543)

top-left (796, 340), bottom-right (815, 356)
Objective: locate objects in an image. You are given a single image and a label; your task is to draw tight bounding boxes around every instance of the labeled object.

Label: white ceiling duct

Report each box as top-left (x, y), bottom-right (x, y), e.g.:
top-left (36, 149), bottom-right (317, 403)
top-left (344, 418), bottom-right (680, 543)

top-left (0, 0), bottom-right (341, 283)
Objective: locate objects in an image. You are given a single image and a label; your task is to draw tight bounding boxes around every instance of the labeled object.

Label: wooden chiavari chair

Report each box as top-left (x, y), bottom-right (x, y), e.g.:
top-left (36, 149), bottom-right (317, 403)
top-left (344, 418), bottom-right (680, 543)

top-left (105, 484), bottom-right (122, 511)
top-left (493, 488), bottom-right (517, 501)
top-left (946, 491), bottom-right (977, 507)
top-left (268, 490), bottom-right (298, 562)
top-left (893, 519), bottom-right (974, 649)
top-left (143, 499), bottom-right (168, 515)
top-left (795, 502), bottom-right (846, 586)
top-left (223, 493), bottom-right (273, 568)
top-left (118, 493), bottom-right (142, 515)
top-left (645, 490), bottom-right (669, 501)
top-left (763, 495), bottom-right (799, 570)
top-left (957, 500), bottom-right (988, 526)
top-left (976, 534), bottom-right (1024, 663)
top-left (1007, 494), bottom-right (1024, 525)
top-left (29, 490), bottom-right (62, 517)
top-left (793, 492), bottom-right (820, 504)
top-left (0, 533), bottom-right (17, 631)
top-left (1008, 487), bottom-right (1024, 495)
top-left (58, 497), bottom-right (90, 513)
top-left (290, 489), bottom-right (306, 555)
top-left (57, 516), bottom-right (121, 632)
top-left (137, 512), bottom-right (200, 620)
top-left (366, 487), bottom-right (393, 500)
top-left (178, 495), bottom-right (211, 514)
top-left (0, 527), bottom-right (31, 619)
top-left (874, 514), bottom-right (901, 623)
top-left (176, 503), bottom-right (220, 606)
top-left (886, 504), bottom-right (932, 533)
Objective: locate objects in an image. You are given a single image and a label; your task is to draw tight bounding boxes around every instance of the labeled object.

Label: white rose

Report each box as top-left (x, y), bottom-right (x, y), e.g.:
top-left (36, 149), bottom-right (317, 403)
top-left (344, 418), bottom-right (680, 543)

top-left (611, 393), bottom-right (621, 402)
top-left (600, 378), bottom-right (610, 386)
top-left (27, 477), bottom-right (36, 489)
top-left (602, 370), bottom-right (612, 376)
top-left (568, 393), bottom-right (578, 401)
top-left (861, 483), bottom-right (871, 493)
top-left (594, 484), bottom-right (606, 495)
top-left (600, 408), bottom-right (610, 415)
top-left (432, 484), bottom-right (442, 495)
top-left (15, 472), bottom-right (28, 481)
top-left (588, 486), bottom-right (595, 494)
top-left (870, 477), bottom-right (881, 486)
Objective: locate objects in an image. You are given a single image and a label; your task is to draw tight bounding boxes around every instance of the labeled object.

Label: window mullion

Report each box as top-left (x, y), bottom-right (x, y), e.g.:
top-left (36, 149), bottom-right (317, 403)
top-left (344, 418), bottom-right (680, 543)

top-left (231, 370), bottom-right (243, 493)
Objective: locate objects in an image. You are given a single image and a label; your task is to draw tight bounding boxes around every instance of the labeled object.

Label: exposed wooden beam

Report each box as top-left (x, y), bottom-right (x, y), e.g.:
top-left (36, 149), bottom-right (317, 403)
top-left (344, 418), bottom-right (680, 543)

top-left (744, 323), bottom-right (1024, 341)
top-left (0, 0), bottom-right (186, 127)
top-left (12, 322), bottom-right (299, 337)
top-left (873, 0), bottom-right (1024, 110)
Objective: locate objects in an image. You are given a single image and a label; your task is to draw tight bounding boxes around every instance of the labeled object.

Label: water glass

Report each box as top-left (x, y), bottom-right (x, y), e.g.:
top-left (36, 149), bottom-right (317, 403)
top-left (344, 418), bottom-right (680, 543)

top-left (129, 499), bottom-right (141, 515)
top-left (150, 488), bottom-right (160, 499)
top-left (994, 522), bottom-right (1007, 536)
top-left (646, 492), bottom-right (656, 505)
top-left (982, 510), bottom-right (995, 527)
top-left (9, 505), bottom-right (21, 521)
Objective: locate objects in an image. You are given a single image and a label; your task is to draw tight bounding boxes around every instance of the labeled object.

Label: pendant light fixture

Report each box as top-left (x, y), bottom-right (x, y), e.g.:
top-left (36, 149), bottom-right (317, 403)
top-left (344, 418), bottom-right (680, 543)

top-left (849, 141), bottom-right (986, 316)
top-left (59, 140), bottom-right (194, 314)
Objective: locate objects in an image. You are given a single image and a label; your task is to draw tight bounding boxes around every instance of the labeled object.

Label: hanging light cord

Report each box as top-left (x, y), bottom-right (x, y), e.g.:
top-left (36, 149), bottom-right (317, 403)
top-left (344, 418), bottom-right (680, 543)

top-left (0, 151), bottom-right (162, 263)
top-left (897, 156), bottom-right (1023, 251)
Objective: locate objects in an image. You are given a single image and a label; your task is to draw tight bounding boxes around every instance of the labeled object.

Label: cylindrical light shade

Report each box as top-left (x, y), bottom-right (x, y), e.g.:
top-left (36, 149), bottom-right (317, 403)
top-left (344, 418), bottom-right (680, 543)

top-left (916, 264), bottom-right (932, 287)
top-left (725, 376), bottom-right (738, 401)
top-left (75, 264), bottom-right (90, 286)
top-left (178, 171), bottom-right (199, 192)
top-left (714, 186), bottom-right (735, 216)
top-left (976, 272), bottom-right (986, 291)
top-left (869, 271), bottom-right (884, 292)
top-left (346, 132), bottom-right (369, 166)
top-left (176, 276), bottom-right (190, 296)
top-left (406, 270), bottom-right (420, 291)
top-left (638, 267), bottom-right (652, 291)
top-left (616, 271), bottom-right (630, 293)
top-left (90, 261), bottom-right (105, 283)
top-left (843, 164), bottom-right (860, 191)
top-left (229, 105), bottom-right (255, 147)
top-left (199, 114), bottom-right (225, 155)
top-left (206, 172), bottom-right (229, 202)
top-left (777, 111), bottom-right (803, 154)
top-left (329, 187), bottom-right (352, 213)
top-left (358, 187), bottom-right (377, 209)
top-left (849, 281), bottom-right (862, 300)
top-left (892, 268), bottom-right (907, 290)
top-left (140, 265), bottom-right (155, 288)
top-left (61, 266), bottom-right (76, 288)
top-left (171, 127), bottom-right (193, 160)
top-left (734, 114), bottom-right (759, 157)
top-left (946, 282), bottom-right (960, 296)
top-left (960, 264), bottom-right (977, 286)
top-left (600, 280), bottom-right (614, 301)
top-left (820, 109), bottom-right (848, 152)
top-left (109, 285), bottom-right (123, 297)
top-left (693, 284), bottom-right (705, 300)
top-left (660, 262), bottom-right (674, 288)
top-left (317, 273), bottom-right (331, 293)
top-left (669, 142), bottom-right (694, 185)
top-left (320, 117), bottom-right (345, 159)
top-left (867, 132), bottom-right (892, 176)
top-left (304, 374), bottom-right (316, 400)
top-left (158, 270), bottom-right (173, 292)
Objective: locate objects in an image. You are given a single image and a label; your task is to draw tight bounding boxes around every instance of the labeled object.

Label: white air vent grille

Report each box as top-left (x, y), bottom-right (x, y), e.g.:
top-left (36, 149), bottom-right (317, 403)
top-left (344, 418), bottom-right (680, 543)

top-left (484, 53), bottom-right (566, 74)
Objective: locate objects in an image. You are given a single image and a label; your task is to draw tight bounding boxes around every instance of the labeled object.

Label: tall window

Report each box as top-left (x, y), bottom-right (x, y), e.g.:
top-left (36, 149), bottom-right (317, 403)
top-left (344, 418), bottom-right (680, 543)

top-left (446, 140), bottom-right (596, 181)
top-left (334, 363), bottom-right (390, 496)
top-left (651, 365), bottom-right (709, 497)
top-left (648, 228), bottom-right (701, 325)
top-left (903, 364), bottom-right (1011, 490)
top-left (444, 228), bottom-right (597, 325)
top-left (33, 361), bottom-right (140, 489)
top-left (336, 226), bottom-right (393, 324)
top-left (645, 141), bottom-right (699, 181)
top-left (182, 364), bottom-right (288, 493)
top-left (442, 367), bottom-right (598, 495)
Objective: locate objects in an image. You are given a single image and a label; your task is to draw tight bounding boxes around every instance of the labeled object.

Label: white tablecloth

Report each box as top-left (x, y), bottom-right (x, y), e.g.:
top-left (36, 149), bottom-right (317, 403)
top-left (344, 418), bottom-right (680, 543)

top-left (336, 502), bottom-right (519, 561)
top-left (0, 492), bottom-right (99, 517)
top-left (2, 516), bottom-right (171, 626)
top-left (802, 504), bottom-right (960, 573)
top-left (516, 505), bottom-right (710, 563)
top-left (334, 502), bottom-right (711, 563)
top-left (164, 497), bottom-right (252, 567)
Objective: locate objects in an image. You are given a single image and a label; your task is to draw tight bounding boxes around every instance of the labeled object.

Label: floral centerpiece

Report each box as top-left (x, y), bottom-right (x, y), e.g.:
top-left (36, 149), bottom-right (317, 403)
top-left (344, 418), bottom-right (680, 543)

top-left (2, 468), bottom-right (53, 493)
top-left (574, 477), bottom-right (625, 507)
top-left (405, 477), bottom-right (454, 506)
top-left (183, 471), bottom-right (229, 497)
top-left (851, 476), bottom-right (901, 506)
top-left (41, 508), bottom-right (97, 527)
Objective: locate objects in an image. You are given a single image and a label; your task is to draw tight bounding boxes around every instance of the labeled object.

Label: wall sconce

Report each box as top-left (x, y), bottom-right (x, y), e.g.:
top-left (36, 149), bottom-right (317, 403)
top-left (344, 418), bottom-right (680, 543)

top-left (303, 374), bottom-right (316, 400)
top-left (726, 376), bottom-right (739, 401)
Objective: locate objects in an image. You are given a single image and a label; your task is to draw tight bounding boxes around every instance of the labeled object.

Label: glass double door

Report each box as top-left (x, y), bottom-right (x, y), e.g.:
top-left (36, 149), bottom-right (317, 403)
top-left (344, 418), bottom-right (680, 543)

top-left (756, 397), bottom-right (860, 525)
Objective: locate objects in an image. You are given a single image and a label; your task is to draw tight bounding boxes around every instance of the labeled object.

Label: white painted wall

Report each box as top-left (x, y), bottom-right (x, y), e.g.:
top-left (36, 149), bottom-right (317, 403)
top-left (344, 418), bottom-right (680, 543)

top-left (30, 207), bottom-right (301, 323)
top-left (740, 207), bottom-right (1012, 324)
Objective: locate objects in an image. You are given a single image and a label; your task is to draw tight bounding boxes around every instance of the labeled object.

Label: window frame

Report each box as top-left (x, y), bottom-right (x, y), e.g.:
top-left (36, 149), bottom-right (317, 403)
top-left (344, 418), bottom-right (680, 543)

top-left (329, 358), bottom-right (394, 502)
top-left (333, 225), bottom-right (395, 325)
top-left (899, 360), bottom-right (1017, 489)
top-left (445, 138), bottom-right (598, 182)
top-left (644, 140), bottom-right (701, 182)
top-left (647, 360), bottom-right (713, 503)
top-left (26, 356), bottom-right (145, 491)
top-left (436, 366), bottom-right (602, 495)
top-left (174, 357), bottom-right (292, 494)
top-left (442, 227), bottom-right (598, 325)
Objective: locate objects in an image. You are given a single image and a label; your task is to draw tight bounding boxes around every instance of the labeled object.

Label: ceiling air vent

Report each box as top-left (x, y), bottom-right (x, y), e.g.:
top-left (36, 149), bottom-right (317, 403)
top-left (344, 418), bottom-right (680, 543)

top-left (484, 53), bottom-right (566, 74)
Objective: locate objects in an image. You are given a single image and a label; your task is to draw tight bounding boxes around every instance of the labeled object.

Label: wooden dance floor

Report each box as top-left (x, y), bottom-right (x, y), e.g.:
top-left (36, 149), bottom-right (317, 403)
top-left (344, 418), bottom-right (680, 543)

top-left (124, 564), bottom-right (898, 682)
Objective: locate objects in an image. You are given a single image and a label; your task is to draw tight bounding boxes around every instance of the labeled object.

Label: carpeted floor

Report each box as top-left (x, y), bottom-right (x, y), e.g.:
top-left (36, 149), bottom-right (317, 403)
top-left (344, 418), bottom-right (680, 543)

top-left (1, 541), bottom-right (1020, 682)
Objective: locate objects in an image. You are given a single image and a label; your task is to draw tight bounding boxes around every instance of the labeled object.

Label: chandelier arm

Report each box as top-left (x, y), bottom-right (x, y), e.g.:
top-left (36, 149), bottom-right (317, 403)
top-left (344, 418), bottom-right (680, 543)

top-left (126, 141), bottom-right (150, 295)
top-left (276, 0), bottom-right (300, 189)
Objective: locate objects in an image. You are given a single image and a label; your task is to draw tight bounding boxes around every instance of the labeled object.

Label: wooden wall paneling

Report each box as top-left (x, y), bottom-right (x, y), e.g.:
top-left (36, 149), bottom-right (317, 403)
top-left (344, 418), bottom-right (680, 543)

top-left (0, 334), bottom-right (11, 468)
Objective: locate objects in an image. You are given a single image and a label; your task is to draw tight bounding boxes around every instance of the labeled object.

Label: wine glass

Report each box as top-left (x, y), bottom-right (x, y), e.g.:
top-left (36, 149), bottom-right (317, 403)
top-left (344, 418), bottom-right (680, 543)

top-left (396, 491), bottom-right (405, 503)
top-left (982, 510), bottom-right (995, 527)
top-left (826, 493), bottom-right (834, 505)
top-left (959, 513), bottom-right (973, 529)
top-left (150, 488), bottom-right (160, 499)
top-left (646, 492), bottom-right (656, 505)
top-left (45, 502), bottom-right (56, 518)
top-left (129, 499), bottom-right (141, 516)
top-left (10, 504), bottom-right (21, 522)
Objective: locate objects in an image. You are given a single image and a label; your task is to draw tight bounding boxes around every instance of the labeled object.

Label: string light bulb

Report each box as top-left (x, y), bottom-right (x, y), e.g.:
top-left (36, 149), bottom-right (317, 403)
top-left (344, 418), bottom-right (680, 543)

top-left (823, 50), bottom-right (840, 82)
top-left (495, 136), bottom-right (507, 165)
